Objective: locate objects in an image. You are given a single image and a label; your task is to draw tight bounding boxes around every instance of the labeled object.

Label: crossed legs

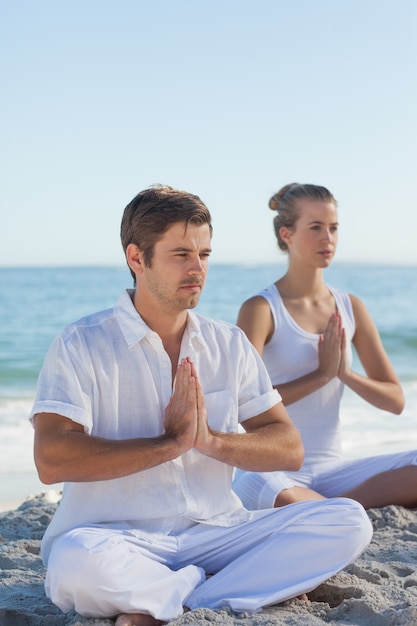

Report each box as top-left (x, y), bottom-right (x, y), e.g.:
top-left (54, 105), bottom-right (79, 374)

top-left (45, 499), bottom-right (372, 622)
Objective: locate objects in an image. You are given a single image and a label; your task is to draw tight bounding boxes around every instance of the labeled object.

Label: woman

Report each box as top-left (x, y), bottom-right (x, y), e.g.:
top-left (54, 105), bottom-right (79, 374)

top-left (233, 183), bottom-right (417, 510)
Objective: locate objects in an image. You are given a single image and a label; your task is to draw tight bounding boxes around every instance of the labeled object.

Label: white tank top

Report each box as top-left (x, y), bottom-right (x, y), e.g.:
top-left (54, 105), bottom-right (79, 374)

top-left (259, 284), bottom-right (355, 465)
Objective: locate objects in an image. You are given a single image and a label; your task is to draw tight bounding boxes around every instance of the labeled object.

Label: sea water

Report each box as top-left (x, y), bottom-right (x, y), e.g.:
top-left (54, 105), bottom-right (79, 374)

top-left (1, 264), bottom-right (416, 508)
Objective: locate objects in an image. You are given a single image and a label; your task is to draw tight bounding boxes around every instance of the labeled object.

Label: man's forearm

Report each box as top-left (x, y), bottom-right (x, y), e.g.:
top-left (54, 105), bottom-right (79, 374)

top-left (199, 423), bottom-right (304, 472)
top-left (34, 413), bottom-right (189, 484)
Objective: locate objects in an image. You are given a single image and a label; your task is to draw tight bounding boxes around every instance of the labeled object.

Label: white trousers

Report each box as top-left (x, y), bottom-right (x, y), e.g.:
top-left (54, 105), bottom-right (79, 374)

top-left (233, 449), bottom-right (417, 510)
top-left (45, 498), bottom-right (372, 622)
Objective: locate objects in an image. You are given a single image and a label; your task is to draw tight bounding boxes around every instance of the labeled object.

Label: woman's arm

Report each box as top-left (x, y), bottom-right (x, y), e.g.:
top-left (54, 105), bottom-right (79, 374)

top-left (338, 294), bottom-right (404, 414)
top-left (236, 296), bottom-right (275, 354)
top-left (237, 298), bottom-right (343, 406)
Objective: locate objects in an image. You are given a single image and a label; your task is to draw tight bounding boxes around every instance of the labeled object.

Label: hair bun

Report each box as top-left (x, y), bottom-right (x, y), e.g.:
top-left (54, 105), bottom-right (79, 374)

top-left (269, 183), bottom-right (299, 211)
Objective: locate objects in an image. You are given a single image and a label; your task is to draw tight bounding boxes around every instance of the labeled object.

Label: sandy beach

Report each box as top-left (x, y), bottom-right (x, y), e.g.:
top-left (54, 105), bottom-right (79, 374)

top-left (1, 493), bottom-right (417, 625)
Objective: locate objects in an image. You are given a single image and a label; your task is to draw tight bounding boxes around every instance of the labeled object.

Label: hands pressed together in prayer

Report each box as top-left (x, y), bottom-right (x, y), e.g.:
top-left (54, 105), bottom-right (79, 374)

top-left (164, 357), bottom-right (215, 457)
top-left (317, 311), bottom-right (348, 383)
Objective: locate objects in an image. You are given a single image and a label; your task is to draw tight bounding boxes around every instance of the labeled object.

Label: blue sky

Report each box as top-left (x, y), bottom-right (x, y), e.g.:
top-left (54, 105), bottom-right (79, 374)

top-left (2, 0), bottom-right (416, 267)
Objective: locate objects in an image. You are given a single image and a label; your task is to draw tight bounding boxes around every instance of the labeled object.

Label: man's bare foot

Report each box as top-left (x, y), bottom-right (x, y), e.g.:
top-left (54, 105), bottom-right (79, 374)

top-left (115, 613), bottom-right (166, 626)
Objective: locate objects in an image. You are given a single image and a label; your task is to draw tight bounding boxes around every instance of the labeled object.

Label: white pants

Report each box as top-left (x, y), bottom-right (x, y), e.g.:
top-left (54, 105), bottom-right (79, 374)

top-left (233, 449), bottom-right (417, 510)
top-left (45, 498), bottom-right (372, 621)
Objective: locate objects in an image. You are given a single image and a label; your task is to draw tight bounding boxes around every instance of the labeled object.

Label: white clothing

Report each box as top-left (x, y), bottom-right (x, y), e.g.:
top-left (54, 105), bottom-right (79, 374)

top-left (234, 449), bottom-right (417, 510)
top-left (261, 283), bottom-right (355, 464)
top-left (30, 289), bottom-right (280, 563)
top-left (30, 288), bottom-right (372, 619)
top-left (45, 499), bottom-right (372, 620)
top-left (233, 284), bottom-right (417, 510)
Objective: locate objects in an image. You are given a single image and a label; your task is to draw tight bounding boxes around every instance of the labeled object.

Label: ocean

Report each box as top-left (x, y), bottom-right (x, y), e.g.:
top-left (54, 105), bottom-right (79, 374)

top-left (1, 264), bottom-right (416, 509)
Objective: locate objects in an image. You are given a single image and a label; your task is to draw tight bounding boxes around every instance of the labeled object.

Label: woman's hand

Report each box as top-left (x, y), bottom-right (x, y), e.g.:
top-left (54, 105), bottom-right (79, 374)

top-left (337, 328), bottom-right (349, 381)
top-left (317, 311), bottom-right (344, 382)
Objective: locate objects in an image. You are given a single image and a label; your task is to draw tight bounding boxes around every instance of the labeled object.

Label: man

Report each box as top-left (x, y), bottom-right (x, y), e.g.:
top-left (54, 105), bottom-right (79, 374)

top-left (31, 185), bottom-right (372, 626)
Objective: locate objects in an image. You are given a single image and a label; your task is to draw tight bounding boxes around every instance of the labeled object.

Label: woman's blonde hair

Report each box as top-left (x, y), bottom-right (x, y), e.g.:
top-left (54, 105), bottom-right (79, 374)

top-left (269, 183), bottom-right (337, 252)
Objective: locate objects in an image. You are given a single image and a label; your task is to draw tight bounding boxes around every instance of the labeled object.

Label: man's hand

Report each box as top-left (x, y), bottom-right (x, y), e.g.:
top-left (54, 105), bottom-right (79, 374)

top-left (192, 361), bottom-right (219, 456)
top-left (164, 357), bottom-right (218, 457)
top-left (164, 358), bottom-right (199, 454)
top-left (168, 358), bottom-right (303, 473)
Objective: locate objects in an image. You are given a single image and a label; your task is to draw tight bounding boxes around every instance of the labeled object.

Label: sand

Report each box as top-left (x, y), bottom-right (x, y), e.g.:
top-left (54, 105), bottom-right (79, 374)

top-left (1, 493), bottom-right (417, 626)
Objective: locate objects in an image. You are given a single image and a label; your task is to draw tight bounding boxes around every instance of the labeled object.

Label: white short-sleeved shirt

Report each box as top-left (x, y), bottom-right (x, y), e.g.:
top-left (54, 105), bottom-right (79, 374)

top-left (30, 290), bottom-right (280, 563)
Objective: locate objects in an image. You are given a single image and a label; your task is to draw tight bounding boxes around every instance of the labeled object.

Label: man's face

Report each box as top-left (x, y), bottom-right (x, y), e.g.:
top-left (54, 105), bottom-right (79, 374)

top-left (140, 221), bottom-right (212, 315)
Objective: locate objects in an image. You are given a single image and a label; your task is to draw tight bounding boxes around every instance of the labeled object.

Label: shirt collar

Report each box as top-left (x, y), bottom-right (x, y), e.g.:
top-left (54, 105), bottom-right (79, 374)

top-left (115, 289), bottom-right (206, 351)
top-left (183, 309), bottom-right (207, 351)
top-left (115, 289), bottom-right (151, 348)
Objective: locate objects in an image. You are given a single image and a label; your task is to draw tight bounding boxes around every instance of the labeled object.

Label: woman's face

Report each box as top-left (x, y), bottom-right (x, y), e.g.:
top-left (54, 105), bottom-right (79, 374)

top-left (282, 199), bottom-right (339, 268)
